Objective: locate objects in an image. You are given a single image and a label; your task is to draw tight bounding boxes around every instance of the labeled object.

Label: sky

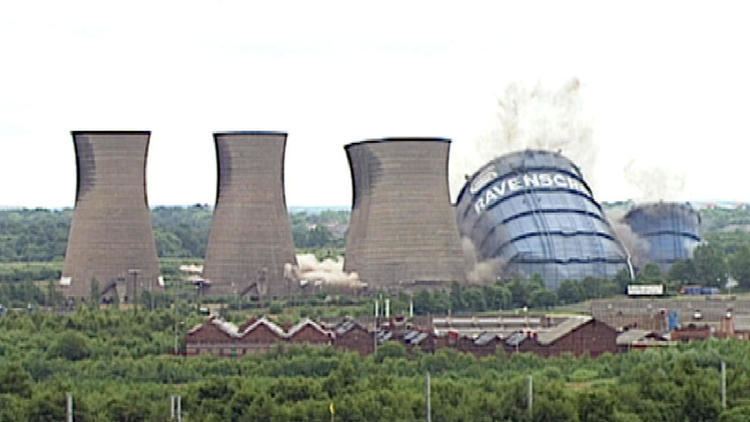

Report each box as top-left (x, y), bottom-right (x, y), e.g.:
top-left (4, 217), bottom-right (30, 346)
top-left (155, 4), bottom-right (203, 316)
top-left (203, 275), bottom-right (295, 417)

top-left (1, 1), bottom-right (748, 207)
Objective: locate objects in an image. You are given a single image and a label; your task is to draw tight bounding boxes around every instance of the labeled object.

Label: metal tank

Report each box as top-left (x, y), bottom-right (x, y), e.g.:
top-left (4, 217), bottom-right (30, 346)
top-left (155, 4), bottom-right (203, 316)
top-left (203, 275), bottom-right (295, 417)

top-left (623, 202), bottom-right (701, 271)
top-left (62, 131), bottom-right (161, 302)
top-left (202, 132), bottom-right (297, 298)
top-left (455, 149), bottom-right (629, 289)
top-left (344, 138), bottom-right (466, 290)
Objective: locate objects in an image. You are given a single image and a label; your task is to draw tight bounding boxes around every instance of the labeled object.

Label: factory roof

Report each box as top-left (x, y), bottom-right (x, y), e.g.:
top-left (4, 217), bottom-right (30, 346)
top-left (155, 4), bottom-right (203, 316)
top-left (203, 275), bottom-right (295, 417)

top-left (537, 316), bottom-right (592, 345)
top-left (240, 317), bottom-right (286, 338)
top-left (474, 332), bottom-right (499, 346)
top-left (287, 318), bottom-right (331, 338)
top-left (616, 329), bottom-right (655, 346)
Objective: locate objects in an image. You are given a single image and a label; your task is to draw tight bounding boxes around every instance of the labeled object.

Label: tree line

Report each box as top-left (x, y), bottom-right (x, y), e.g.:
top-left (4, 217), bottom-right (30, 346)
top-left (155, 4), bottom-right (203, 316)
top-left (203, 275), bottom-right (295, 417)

top-left (0, 207), bottom-right (348, 262)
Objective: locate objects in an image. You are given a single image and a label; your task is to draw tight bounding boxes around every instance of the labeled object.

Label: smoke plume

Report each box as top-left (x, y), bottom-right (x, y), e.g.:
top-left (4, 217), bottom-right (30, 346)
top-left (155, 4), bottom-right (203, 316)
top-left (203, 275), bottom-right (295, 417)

top-left (452, 79), bottom-right (593, 282)
top-left (461, 237), bottom-right (506, 284)
top-left (606, 209), bottom-right (650, 269)
top-left (451, 78), bottom-right (595, 198)
top-left (285, 254), bottom-right (366, 289)
top-left (624, 160), bottom-right (686, 202)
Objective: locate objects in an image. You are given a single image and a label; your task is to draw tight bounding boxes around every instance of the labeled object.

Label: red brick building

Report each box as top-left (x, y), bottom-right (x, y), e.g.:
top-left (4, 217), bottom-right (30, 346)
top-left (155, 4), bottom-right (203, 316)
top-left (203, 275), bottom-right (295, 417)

top-left (287, 319), bottom-right (333, 345)
top-left (236, 317), bottom-right (287, 355)
top-left (500, 317), bottom-right (618, 357)
top-left (185, 317), bottom-right (239, 356)
top-left (333, 320), bottom-right (374, 355)
top-left (184, 315), bottom-right (619, 359)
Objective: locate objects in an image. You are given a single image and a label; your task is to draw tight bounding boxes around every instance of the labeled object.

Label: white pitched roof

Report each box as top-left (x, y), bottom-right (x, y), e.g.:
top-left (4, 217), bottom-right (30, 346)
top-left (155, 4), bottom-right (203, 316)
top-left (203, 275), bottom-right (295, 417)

top-left (287, 318), bottom-right (331, 337)
top-left (210, 318), bottom-right (241, 338)
top-left (240, 316), bottom-right (287, 338)
top-left (536, 316), bottom-right (592, 345)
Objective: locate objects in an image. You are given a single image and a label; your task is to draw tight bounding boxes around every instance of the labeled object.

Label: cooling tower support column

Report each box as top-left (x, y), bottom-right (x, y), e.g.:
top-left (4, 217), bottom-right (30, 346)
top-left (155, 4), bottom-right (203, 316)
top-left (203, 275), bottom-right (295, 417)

top-left (343, 138), bottom-right (466, 290)
top-left (203, 132), bottom-right (298, 298)
top-left (62, 131), bottom-right (161, 302)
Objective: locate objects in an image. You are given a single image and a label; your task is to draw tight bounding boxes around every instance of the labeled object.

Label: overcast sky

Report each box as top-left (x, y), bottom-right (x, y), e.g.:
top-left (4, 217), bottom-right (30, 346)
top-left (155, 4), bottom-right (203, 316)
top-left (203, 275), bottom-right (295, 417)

top-left (1, 1), bottom-right (748, 207)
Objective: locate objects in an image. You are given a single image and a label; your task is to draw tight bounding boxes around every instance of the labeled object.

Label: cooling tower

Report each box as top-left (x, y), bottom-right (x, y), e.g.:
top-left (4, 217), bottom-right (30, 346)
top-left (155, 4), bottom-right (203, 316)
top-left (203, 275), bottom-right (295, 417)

top-left (61, 131), bottom-right (161, 302)
top-left (202, 132), bottom-right (297, 298)
top-left (343, 138), bottom-right (466, 289)
top-left (455, 150), bottom-right (629, 290)
top-left (623, 202), bottom-right (701, 271)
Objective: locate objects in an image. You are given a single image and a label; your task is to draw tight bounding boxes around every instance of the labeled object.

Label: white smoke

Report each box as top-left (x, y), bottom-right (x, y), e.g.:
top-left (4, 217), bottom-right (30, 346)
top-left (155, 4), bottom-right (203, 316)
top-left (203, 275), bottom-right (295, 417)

top-left (286, 254), bottom-right (366, 288)
top-left (624, 160), bottom-right (686, 202)
top-left (461, 237), bottom-right (506, 284)
top-left (451, 78), bottom-right (595, 198)
top-left (452, 79), bottom-right (594, 282)
top-left (606, 209), bottom-right (650, 269)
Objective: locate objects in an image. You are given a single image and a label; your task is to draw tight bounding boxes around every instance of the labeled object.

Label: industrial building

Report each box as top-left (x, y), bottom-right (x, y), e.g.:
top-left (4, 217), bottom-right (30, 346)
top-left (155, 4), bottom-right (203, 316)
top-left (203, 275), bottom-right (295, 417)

top-left (184, 314), bottom-right (619, 358)
top-left (202, 132), bottom-right (297, 298)
top-left (623, 202), bottom-right (701, 271)
top-left (455, 149), bottom-right (630, 290)
top-left (61, 131), bottom-right (161, 302)
top-left (343, 138), bottom-right (466, 290)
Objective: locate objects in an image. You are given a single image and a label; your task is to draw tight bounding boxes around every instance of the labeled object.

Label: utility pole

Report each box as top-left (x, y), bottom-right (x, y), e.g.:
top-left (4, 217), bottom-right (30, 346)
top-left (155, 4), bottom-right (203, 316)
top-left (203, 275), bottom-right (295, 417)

top-left (721, 361), bottom-right (727, 410)
top-left (171, 395), bottom-right (182, 421)
top-left (527, 375), bottom-right (533, 417)
top-left (425, 372), bottom-right (432, 422)
top-left (66, 392), bottom-right (73, 422)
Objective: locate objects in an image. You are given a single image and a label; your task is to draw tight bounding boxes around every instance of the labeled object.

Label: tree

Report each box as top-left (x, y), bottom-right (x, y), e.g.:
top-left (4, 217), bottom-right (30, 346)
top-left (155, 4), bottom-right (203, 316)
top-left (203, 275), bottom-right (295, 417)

top-left (728, 246), bottom-right (750, 288)
top-left (413, 290), bottom-right (433, 314)
top-left (0, 394), bottom-right (26, 421)
top-left (578, 389), bottom-right (615, 422)
top-left (484, 284), bottom-right (512, 309)
top-left (89, 278), bottom-right (100, 306)
top-left (557, 280), bottom-right (583, 304)
top-left (0, 363), bottom-right (32, 397)
top-left (720, 406), bottom-right (750, 422)
top-left (530, 289), bottom-right (557, 309)
top-left (693, 244), bottom-right (728, 288)
top-left (26, 390), bottom-right (66, 422)
top-left (48, 331), bottom-right (91, 361)
top-left (462, 287), bottom-right (487, 312)
top-left (637, 263), bottom-right (662, 284)
top-left (450, 282), bottom-right (465, 312)
top-left (668, 259), bottom-right (696, 285)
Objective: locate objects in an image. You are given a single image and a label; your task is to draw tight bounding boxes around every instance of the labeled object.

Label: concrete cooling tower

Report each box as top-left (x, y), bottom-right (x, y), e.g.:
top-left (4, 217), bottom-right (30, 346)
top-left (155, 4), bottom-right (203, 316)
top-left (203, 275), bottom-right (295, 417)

top-left (623, 202), bottom-right (701, 271)
top-left (343, 138), bottom-right (466, 290)
top-left (202, 132), bottom-right (297, 298)
top-left (455, 150), bottom-right (629, 290)
top-left (61, 131), bottom-right (161, 302)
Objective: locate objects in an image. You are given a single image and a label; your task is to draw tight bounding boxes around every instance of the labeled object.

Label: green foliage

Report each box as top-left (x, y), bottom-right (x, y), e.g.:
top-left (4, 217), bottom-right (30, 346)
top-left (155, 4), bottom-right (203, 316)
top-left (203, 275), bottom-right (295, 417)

top-left (1, 309), bottom-right (750, 419)
top-left (48, 331), bottom-right (91, 361)
top-left (0, 206), bottom-right (350, 264)
top-left (693, 243), bottom-right (729, 287)
top-left (729, 246), bottom-right (750, 288)
top-left (637, 263), bottom-right (662, 283)
top-left (578, 389), bottom-right (616, 422)
top-left (0, 363), bottom-right (33, 397)
top-left (269, 302), bottom-right (283, 315)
